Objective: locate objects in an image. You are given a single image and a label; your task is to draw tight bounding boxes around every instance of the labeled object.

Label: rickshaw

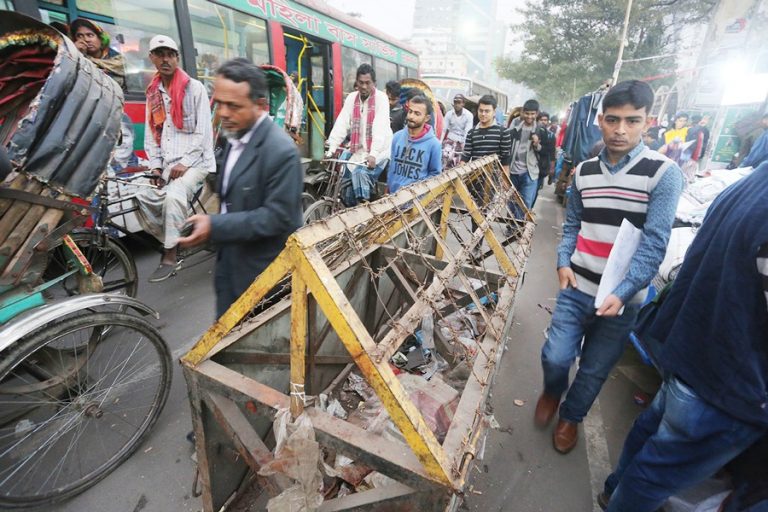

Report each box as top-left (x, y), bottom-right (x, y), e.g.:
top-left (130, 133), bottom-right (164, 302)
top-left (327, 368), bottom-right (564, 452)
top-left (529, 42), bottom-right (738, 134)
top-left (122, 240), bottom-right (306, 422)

top-left (0, 13), bottom-right (171, 509)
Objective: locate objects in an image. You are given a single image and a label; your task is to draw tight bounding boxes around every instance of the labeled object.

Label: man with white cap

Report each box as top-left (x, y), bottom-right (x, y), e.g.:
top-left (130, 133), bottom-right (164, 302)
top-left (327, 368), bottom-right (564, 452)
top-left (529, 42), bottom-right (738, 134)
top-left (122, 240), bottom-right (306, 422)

top-left (135, 35), bottom-right (215, 282)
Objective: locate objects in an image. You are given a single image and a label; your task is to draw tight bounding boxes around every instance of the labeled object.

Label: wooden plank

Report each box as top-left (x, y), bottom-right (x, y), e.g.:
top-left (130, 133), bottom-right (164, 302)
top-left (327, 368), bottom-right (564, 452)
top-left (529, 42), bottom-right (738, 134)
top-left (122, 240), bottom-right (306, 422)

top-left (310, 265), bottom-right (367, 376)
top-left (290, 272), bottom-right (308, 417)
top-left (0, 174), bottom-right (28, 217)
top-left (435, 189), bottom-right (453, 261)
top-left (2, 205), bottom-right (65, 285)
top-left (191, 360), bottom-right (442, 491)
top-left (384, 258), bottom-right (420, 305)
top-left (0, 181), bottom-right (44, 262)
top-left (182, 367), bottom-right (243, 512)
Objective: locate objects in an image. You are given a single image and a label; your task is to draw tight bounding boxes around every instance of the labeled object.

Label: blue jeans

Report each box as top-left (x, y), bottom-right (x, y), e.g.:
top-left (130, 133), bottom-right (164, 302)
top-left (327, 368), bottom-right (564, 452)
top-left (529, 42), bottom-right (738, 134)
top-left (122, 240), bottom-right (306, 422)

top-left (509, 172), bottom-right (538, 219)
top-left (604, 377), bottom-right (767, 512)
top-left (541, 286), bottom-right (639, 423)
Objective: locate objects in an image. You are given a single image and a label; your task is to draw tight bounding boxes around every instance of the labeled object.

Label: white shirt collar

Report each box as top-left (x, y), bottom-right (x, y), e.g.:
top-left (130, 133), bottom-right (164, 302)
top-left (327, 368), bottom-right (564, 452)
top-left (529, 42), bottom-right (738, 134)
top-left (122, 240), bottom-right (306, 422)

top-left (227, 113), bottom-right (267, 148)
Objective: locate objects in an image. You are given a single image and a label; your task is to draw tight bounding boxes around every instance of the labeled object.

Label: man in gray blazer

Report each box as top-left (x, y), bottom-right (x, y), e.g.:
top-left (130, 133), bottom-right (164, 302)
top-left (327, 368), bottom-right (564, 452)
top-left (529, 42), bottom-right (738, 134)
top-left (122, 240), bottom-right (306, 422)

top-left (179, 59), bottom-right (303, 318)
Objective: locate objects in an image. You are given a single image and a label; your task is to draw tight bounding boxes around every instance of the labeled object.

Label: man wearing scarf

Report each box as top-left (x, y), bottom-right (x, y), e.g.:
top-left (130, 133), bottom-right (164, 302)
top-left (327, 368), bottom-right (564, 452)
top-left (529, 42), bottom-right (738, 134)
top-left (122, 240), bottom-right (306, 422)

top-left (70, 18), bottom-right (126, 91)
top-left (326, 63), bottom-right (392, 206)
top-left (135, 35), bottom-right (215, 282)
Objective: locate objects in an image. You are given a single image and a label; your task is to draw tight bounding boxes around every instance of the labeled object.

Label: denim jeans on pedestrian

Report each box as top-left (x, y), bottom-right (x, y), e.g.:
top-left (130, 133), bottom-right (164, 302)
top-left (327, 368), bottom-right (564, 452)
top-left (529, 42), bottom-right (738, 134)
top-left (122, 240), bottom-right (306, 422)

top-left (531, 171), bottom-right (547, 208)
top-left (509, 172), bottom-right (538, 219)
top-left (603, 377), bottom-right (767, 512)
top-left (541, 286), bottom-right (639, 423)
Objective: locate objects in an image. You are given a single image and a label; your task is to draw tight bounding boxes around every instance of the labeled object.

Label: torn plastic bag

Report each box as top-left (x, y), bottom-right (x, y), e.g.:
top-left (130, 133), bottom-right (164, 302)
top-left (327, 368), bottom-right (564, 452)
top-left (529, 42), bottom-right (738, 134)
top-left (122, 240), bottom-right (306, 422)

top-left (259, 409), bottom-right (324, 512)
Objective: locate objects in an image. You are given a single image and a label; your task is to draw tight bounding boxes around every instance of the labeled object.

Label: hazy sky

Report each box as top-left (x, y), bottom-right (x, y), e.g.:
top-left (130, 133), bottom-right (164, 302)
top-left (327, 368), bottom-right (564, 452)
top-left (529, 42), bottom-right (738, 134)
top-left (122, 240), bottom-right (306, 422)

top-left (325, 0), bottom-right (524, 41)
top-left (326, 0), bottom-right (416, 40)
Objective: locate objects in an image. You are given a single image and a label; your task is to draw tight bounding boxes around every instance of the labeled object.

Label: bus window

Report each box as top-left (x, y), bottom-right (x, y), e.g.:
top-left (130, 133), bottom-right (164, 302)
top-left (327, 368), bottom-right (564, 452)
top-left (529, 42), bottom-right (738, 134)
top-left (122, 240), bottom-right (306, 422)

top-left (188, 0), bottom-right (269, 92)
top-left (97, 0), bottom-right (181, 96)
top-left (341, 46), bottom-right (371, 97)
top-left (374, 58), bottom-right (397, 87)
top-left (38, 9), bottom-right (67, 24)
top-left (77, 0), bottom-right (115, 17)
top-left (2, 0), bottom-right (14, 9)
top-left (473, 84), bottom-right (491, 97)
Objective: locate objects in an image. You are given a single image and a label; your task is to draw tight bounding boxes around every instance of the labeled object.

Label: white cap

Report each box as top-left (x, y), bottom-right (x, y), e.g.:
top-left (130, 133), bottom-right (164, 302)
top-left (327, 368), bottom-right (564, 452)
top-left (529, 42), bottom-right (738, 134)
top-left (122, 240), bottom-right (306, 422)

top-left (148, 35), bottom-right (179, 53)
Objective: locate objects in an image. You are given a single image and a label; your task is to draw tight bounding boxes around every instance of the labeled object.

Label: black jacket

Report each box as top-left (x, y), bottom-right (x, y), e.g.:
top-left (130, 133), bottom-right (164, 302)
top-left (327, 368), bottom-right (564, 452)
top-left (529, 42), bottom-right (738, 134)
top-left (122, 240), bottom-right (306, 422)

top-left (211, 117), bottom-right (303, 316)
top-left (389, 106), bottom-right (406, 134)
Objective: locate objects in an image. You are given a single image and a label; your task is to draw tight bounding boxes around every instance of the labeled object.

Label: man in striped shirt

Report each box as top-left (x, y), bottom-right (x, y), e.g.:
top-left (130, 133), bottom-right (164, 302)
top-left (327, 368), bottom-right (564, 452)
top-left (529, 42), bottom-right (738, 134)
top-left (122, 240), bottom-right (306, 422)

top-left (533, 80), bottom-right (684, 454)
top-left (460, 95), bottom-right (511, 169)
top-left (460, 95), bottom-right (511, 236)
top-left (600, 161), bottom-right (768, 512)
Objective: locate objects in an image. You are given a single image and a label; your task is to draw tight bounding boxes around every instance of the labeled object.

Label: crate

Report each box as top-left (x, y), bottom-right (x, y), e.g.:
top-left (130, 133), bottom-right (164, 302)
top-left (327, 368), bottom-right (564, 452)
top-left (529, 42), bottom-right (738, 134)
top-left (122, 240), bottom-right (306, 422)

top-left (181, 155), bottom-right (535, 511)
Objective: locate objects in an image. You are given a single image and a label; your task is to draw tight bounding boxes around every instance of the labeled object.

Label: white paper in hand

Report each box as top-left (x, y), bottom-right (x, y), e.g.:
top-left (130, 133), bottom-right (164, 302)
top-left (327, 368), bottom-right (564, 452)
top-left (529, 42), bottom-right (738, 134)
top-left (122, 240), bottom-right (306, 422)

top-left (595, 218), bottom-right (642, 310)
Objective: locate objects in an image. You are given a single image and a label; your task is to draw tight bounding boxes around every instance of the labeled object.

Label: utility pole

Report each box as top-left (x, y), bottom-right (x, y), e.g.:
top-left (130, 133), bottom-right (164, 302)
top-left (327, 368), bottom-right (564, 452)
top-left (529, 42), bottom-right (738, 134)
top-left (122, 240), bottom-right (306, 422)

top-left (612, 0), bottom-right (634, 84)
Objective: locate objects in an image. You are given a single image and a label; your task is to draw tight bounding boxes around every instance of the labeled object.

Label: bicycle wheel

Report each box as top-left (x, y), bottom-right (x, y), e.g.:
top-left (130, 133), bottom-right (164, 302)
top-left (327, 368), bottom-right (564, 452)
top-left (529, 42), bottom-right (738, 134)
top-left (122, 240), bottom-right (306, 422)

top-left (301, 191), bottom-right (317, 212)
top-left (303, 199), bottom-right (336, 225)
top-left (46, 231), bottom-right (138, 299)
top-left (0, 312), bottom-right (172, 508)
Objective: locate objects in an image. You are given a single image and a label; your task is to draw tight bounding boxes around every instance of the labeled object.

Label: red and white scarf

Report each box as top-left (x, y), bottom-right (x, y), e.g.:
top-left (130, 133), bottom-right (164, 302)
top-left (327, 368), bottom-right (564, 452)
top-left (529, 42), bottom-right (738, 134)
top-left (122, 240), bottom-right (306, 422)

top-left (146, 68), bottom-right (191, 145)
top-left (349, 91), bottom-right (375, 154)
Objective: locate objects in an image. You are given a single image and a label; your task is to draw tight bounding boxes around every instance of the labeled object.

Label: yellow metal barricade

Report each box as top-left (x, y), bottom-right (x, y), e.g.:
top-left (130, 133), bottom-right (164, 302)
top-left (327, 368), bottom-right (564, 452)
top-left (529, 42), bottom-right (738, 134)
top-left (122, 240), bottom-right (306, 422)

top-left (182, 155), bottom-right (535, 511)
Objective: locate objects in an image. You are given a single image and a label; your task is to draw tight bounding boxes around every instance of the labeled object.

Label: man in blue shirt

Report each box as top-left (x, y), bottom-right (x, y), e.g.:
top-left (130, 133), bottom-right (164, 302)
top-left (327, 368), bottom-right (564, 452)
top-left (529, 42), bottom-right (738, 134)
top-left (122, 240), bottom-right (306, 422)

top-left (534, 80), bottom-right (683, 454)
top-left (387, 95), bottom-right (442, 194)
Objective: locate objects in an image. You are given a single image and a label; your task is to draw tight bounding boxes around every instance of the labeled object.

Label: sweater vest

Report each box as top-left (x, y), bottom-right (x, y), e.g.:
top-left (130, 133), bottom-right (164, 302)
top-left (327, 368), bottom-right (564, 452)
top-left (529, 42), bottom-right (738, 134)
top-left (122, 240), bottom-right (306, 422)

top-left (570, 147), bottom-right (674, 303)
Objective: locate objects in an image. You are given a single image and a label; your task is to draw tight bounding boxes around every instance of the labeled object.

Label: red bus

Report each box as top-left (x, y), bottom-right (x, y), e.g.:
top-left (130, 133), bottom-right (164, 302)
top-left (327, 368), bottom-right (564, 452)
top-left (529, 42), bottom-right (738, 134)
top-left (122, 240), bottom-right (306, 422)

top-left (8, 0), bottom-right (420, 161)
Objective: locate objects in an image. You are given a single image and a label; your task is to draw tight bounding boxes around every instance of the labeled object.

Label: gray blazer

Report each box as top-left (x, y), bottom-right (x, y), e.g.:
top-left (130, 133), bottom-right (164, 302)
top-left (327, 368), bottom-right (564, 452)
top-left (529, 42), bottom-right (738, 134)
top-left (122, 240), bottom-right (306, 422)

top-left (210, 116), bottom-right (303, 316)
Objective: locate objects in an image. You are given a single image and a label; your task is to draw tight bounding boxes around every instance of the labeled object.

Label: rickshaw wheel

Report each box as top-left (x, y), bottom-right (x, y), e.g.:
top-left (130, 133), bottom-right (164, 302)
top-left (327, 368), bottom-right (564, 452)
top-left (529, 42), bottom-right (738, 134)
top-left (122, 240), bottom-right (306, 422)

top-left (0, 312), bottom-right (171, 508)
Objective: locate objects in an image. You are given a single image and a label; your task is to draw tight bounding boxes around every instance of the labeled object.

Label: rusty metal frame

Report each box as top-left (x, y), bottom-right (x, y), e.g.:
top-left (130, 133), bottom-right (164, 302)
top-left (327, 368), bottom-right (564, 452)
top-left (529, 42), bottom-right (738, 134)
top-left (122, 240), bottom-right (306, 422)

top-left (181, 155), bottom-right (534, 511)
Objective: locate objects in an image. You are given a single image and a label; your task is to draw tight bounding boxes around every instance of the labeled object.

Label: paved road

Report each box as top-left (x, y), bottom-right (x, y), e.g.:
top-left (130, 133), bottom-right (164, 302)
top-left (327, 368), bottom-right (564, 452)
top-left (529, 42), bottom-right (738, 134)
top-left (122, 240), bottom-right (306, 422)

top-left (31, 187), bottom-right (660, 512)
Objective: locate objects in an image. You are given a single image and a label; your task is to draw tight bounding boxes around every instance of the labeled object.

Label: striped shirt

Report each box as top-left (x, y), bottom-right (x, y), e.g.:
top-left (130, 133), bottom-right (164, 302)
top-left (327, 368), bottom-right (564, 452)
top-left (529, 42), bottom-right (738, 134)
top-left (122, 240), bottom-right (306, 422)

top-left (558, 143), bottom-right (684, 304)
top-left (144, 78), bottom-right (216, 174)
top-left (460, 124), bottom-right (512, 165)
